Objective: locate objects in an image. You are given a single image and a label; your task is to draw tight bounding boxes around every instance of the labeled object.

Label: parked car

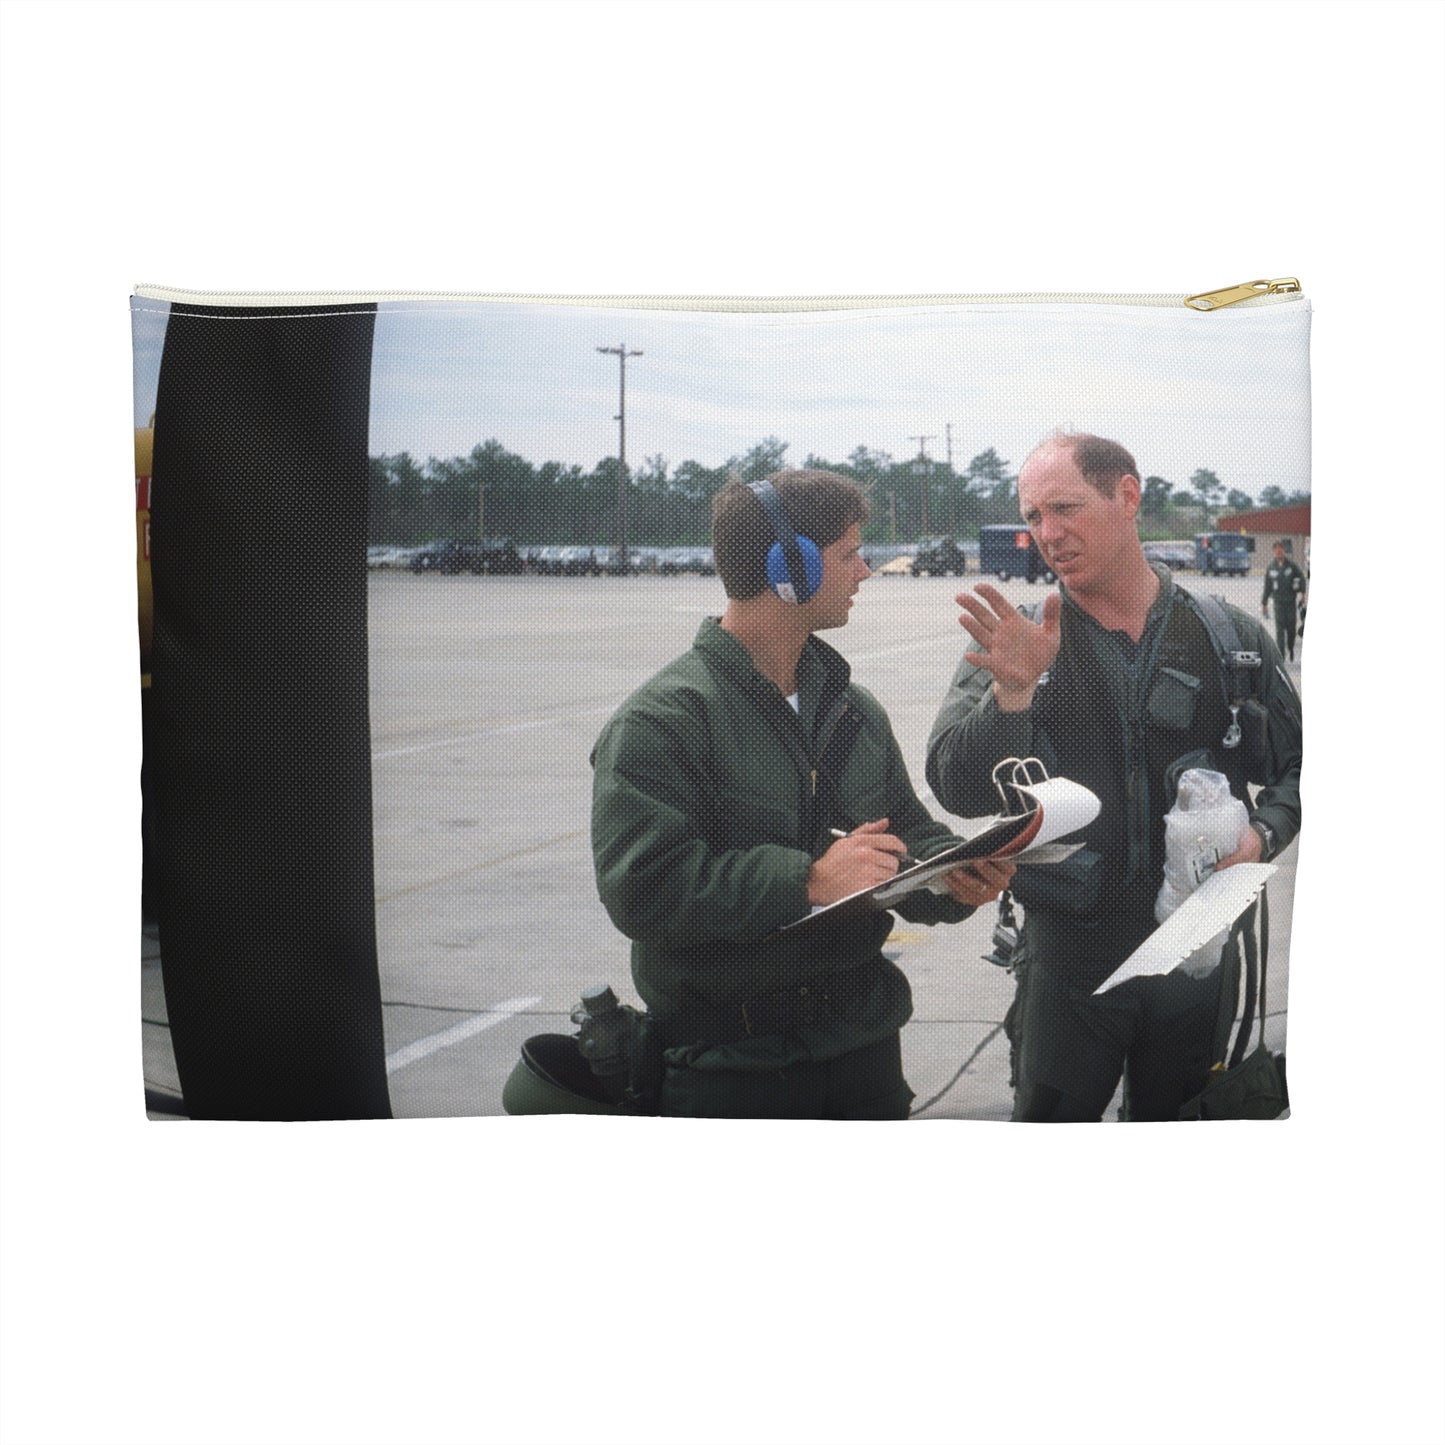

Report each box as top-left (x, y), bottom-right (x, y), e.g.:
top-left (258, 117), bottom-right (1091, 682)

top-left (408, 539), bottom-right (466, 574)
top-left (912, 536), bottom-right (968, 577)
top-left (1142, 540), bottom-right (1195, 570)
top-left (531, 545), bottom-right (569, 576)
top-left (874, 553), bottom-right (916, 575)
top-left (685, 547), bottom-right (716, 575)
top-left (474, 537), bottom-right (524, 574)
top-left (860, 543), bottom-right (915, 572)
top-left (407, 538), bottom-right (523, 575)
top-left (595, 546), bottom-right (631, 576)
top-left (368, 543), bottom-right (420, 569)
top-left (558, 545), bottom-right (600, 576)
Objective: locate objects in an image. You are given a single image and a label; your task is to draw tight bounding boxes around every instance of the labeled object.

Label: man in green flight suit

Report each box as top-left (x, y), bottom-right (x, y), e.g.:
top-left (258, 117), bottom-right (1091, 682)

top-left (590, 469), bottom-right (1014, 1120)
top-left (1262, 539), bottom-right (1308, 662)
top-left (926, 434), bottom-right (1302, 1122)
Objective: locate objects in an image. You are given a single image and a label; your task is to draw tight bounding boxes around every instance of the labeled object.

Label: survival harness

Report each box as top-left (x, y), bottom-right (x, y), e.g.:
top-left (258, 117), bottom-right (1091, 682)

top-left (1022, 587), bottom-right (1269, 763)
top-left (1179, 590), bottom-right (1268, 757)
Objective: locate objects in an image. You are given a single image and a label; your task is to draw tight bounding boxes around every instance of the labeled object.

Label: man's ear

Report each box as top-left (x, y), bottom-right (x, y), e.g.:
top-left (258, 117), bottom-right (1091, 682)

top-left (1119, 473), bottom-right (1141, 517)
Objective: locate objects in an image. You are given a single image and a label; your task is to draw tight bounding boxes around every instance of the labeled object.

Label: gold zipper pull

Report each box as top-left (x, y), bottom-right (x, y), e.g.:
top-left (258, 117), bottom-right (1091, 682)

top-left (1185, 277), bottom-right (1302, 312)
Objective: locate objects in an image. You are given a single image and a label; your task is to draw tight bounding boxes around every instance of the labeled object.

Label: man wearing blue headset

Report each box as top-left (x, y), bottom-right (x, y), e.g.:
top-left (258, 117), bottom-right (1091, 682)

top-left (590, 469), bottom-right (1013, 1119)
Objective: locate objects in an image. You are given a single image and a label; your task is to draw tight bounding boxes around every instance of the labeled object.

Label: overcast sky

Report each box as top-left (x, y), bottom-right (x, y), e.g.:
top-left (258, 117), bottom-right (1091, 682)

top-left (133, 296), bottom-right (1312, 500)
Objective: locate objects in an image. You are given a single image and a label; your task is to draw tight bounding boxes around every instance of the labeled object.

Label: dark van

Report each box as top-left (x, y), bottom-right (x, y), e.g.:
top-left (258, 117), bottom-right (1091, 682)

top-left (978, 524), bottom-right (1055, 583)
top-left (1194, 532), bottom-right (1255, 576)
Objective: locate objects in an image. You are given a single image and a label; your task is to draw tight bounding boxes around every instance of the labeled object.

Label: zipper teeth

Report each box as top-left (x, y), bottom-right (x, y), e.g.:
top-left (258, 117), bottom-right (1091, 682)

top-left (133, 285), bottom-right (1304, 312)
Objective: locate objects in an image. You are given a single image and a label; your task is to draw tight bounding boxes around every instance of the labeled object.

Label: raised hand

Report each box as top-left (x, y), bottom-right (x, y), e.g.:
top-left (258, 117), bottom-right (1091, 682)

top-left (956, 583), bottom-right (1061, 712)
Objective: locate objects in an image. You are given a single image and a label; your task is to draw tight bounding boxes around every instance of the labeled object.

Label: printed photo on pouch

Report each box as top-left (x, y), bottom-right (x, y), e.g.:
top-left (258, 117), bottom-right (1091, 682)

top-left (132, 285), bottom-right (1308, 1122)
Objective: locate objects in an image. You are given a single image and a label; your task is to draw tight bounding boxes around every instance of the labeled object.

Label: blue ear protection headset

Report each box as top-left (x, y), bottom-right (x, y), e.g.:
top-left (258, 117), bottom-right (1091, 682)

top-left (747, 478), bottom-right (823, 604)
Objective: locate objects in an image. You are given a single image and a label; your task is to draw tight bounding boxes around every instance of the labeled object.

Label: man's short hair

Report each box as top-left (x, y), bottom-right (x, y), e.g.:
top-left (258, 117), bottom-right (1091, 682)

top-left (1028, 432), bottom-right (1140, 499)
top-left (712, 469), bottom-right (870, 599)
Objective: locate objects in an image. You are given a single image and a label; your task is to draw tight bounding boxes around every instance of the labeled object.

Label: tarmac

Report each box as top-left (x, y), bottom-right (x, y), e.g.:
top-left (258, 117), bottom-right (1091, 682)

top-left (141, 567), bottom-right (1299, 1122)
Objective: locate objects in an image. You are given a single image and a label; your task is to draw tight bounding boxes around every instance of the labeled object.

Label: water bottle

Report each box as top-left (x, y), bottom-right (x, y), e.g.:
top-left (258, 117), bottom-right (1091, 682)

top-left (571, 985), bottom-right (633, 1099)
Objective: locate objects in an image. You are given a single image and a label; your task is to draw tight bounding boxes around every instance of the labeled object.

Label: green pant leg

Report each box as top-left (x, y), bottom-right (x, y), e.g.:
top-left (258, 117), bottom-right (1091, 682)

top-left (1122, 963), bottom-right (1230, 1121)
top-left (822, 1032), bottom-right (913, 1120)
top-left (658, 1057), bottom-right (827, 1119)
top-left (1010, 954), bottom-right (1139, 1122)
top-left (657, 1032), bottom-right (912, 1120)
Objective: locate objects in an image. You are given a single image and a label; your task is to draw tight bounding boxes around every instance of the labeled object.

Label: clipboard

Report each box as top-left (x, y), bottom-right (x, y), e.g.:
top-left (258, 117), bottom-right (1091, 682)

top-left (776, 760), bottom-right (1100, 936)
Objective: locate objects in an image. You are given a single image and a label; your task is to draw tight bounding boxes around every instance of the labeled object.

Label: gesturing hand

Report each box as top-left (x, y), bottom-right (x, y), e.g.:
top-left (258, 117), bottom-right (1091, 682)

top-left (806, 818), bottom-right (908, 906)
top-left (956, 584), bottom-right (1061, 712)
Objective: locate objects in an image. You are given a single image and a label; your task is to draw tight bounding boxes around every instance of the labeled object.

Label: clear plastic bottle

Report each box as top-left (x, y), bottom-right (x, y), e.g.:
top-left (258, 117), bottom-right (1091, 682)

top-left (1157, 769), bottom-right (1250, 977)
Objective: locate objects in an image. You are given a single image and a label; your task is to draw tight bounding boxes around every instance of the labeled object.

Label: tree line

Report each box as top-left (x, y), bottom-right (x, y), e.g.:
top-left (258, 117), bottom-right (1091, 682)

top-left (369, 438), bottom-right (1309, 547)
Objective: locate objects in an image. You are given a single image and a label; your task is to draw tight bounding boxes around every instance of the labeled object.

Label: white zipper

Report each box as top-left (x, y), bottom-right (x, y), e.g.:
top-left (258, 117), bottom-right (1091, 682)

top-left (133, 278), bottom-right (1304, 313)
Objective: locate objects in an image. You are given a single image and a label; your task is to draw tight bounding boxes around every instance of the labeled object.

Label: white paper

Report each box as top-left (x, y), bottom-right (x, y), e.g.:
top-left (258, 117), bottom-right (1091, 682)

top-left (1011, 777), bottom-right (1100, 853)
top-left (1093, 862), bottom-right (1276, 994)
top-left (870, 776), bottom-right (1100, 906)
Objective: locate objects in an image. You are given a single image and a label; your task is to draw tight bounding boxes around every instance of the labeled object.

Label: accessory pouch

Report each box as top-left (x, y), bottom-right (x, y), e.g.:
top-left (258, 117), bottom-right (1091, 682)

top-left (132, 282), bottom-right (1308, 1120)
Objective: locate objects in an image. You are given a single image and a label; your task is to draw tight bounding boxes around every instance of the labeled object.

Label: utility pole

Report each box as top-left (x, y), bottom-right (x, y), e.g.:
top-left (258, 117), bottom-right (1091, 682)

top-left (909, 433), bottom-right (936, 539)
top-left (944, 422), bottom-right (956, 538)
top-left (597, 342), bottom-right (643, 564)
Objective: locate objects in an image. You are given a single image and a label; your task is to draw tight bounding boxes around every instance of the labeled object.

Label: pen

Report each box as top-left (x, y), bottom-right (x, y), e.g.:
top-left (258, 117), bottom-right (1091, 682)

top-left (829, 827), bottom-right (921, 870)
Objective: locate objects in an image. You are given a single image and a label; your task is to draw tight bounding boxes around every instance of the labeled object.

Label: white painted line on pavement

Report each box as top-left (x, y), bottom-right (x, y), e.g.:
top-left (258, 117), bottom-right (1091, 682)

top-left (373, 707), bottom-right (617, 761)
top-left (385, 996), bottom-right (542, 1074)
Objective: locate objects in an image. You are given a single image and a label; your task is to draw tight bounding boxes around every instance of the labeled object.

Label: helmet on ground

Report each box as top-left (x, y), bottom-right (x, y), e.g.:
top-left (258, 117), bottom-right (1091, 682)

top-left (501, 1033), bottom-right (624, 1116)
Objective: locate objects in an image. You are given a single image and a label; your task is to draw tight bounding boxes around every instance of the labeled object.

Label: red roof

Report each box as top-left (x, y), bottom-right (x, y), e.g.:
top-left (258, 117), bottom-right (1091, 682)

top-left (1216, 503), bottom-right (1311, 536)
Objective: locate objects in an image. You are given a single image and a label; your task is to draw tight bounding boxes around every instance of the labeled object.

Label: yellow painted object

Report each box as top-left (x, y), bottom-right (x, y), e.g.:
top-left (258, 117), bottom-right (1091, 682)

top-left (135, 419), bottom-right (153, 683)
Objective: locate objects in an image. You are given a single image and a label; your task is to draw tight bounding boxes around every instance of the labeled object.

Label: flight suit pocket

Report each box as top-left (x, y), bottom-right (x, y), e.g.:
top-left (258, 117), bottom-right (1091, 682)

top-left (1146, 667), bottom-right (1202, 731)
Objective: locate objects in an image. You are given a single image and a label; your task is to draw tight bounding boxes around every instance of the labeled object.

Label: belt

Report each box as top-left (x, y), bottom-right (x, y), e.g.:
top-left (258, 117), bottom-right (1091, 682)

top-left (658, 957), bottom-right (880, 1048)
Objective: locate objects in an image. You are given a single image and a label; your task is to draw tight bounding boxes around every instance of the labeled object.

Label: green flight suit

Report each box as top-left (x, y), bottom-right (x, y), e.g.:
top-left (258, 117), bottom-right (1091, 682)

top-left (591, 618), bottom-right (974, 1119)
top-left (1262, 554), bottom-right (1307, 660)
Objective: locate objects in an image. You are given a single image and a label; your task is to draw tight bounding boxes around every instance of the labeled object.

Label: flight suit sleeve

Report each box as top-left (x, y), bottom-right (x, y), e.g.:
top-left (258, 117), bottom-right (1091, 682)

top-left (590, 700), bottom-right (812, 946)
top-left (925, 650), bottom-right (1037, 820)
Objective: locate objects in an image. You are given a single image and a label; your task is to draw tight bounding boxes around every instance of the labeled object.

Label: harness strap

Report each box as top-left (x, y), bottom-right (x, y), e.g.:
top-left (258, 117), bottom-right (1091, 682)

top-left (1230, 898), bottom-right (1260, 1071)
top-left (1208, 883), bottom-right (1270, 1073)
top-left (1257, 882), bottom-right (1271, 1053)
top-left (1178, 589), bottom-right (1263, 707)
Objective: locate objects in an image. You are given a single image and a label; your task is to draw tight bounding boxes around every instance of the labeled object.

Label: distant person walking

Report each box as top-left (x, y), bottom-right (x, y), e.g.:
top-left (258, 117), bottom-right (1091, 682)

top-left (1262, 540), bottom-right (1308, 662)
